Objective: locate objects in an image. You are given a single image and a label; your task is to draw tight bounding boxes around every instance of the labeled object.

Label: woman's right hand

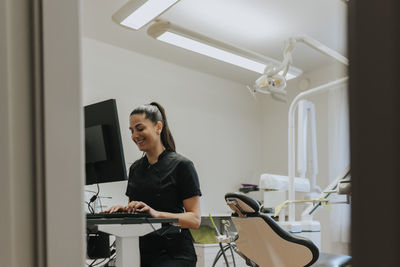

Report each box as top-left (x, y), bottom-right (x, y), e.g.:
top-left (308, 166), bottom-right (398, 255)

top-left (102, 205), bottom-right (126, 213)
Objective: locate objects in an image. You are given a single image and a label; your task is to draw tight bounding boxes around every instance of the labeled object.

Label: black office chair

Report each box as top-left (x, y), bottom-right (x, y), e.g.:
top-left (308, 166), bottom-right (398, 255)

top-left (224, 192), bottom-right (351, 267)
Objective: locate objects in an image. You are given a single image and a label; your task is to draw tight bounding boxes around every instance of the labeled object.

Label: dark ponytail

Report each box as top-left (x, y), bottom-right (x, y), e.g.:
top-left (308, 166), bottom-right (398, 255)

top-left (130, 102), bottom-right (176, 152)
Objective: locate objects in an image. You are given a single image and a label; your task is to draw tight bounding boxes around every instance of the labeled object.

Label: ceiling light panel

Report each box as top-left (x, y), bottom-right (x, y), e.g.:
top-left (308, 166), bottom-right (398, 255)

top-left (157, 32), bottom-right (267, 73)
top-left (112, 0), bottom-right (180, 30)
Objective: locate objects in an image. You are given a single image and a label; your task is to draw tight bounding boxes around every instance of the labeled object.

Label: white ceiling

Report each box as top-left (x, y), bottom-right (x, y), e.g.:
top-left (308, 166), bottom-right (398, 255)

top-left (82, 0), bottom-right (347, 85)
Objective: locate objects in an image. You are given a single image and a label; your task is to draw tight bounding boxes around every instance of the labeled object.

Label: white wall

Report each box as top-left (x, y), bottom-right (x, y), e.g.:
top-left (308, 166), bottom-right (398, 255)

top-left (82, 37), bottom-right (263, 215)
top-left (260, 63), bottom-right (349, 254)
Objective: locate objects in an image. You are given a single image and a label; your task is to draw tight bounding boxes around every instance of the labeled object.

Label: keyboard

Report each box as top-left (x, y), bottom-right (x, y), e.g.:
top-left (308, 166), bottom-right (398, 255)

top-left (86, 211), bottom-right (151, 219)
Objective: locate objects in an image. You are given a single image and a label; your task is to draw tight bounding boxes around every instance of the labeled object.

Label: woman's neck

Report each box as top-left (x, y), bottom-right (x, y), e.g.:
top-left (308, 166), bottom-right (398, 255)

top-left (146, 144), bottom-right (166, 165)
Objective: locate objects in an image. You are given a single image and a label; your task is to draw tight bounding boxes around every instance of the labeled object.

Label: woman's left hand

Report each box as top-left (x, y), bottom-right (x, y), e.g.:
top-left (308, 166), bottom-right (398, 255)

top-left (125, 201), bottom-right (160, 218)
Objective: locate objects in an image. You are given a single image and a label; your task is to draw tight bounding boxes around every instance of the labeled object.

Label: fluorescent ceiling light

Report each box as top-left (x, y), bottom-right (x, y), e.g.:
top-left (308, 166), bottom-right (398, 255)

top-left (112, 0), bottom-right (180, 30)
top-left (158, 32), bottom-right (267, 73)
top-left (147, 20), bottom-right (302, 79)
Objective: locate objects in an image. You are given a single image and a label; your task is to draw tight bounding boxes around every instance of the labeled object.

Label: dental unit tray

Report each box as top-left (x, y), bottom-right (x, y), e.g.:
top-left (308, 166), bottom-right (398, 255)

top-left (259, 173), bottom-right (310, 192)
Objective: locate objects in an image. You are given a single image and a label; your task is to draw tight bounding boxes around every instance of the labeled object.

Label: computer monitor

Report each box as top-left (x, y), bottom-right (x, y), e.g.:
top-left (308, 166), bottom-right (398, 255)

top-left (84, 99), bottom-right (127, 185)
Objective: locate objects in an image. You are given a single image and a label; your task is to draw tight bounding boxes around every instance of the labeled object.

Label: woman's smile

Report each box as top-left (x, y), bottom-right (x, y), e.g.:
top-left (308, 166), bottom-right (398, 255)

top-left (135, 138), bottom-right (145, 146)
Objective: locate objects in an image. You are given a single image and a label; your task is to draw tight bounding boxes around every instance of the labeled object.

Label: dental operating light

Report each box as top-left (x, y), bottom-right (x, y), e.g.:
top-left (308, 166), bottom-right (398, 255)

top-left (250, 35), bottom-right (349, 101)
top-left (112, 0), bottom-right (180, 30)
top-left (147, 20), bottom-right (302, 77)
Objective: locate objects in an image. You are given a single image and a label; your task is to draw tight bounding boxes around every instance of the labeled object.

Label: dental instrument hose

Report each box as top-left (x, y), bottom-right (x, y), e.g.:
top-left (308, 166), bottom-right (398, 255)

top-left (209, 214), bottom-right (236, 267)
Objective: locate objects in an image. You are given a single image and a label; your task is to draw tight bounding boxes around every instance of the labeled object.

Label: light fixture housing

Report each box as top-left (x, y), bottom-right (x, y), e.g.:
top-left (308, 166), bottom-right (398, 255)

top-left (112, 0), bottom-right (180, 31)
top-left (147, 20), bottom-right (302, 79)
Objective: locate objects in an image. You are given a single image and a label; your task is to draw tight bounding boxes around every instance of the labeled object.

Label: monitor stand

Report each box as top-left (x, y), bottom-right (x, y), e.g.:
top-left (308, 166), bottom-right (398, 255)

top-left (98, 223), bottom-right (160, 267)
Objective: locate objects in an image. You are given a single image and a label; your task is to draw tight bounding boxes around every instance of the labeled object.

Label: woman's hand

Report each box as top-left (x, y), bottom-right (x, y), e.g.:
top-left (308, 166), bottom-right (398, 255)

top-left (126, 201), bottom-right (159, 218)
top-left (102, 205), bottom-right (125, 213)
top-left (122, 196), bottom-right (201, 228)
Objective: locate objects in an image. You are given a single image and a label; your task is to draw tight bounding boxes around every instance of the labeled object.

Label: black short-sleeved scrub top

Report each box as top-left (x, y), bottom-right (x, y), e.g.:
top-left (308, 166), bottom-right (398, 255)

top-left (125, 149), bottom-right (202, 264)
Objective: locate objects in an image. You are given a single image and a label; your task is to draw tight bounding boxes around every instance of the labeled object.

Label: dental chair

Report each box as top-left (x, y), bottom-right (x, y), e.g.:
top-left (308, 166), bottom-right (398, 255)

top-left (225, 192), bottom-right (351, 267)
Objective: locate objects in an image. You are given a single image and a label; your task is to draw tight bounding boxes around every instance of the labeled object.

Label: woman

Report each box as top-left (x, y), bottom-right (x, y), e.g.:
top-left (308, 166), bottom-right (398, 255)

top-left (105, 102), bottom-right (201, 267)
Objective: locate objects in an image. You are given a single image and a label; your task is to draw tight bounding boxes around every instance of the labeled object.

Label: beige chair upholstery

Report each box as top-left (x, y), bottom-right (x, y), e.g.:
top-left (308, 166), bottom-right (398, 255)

top-left (225, 192), bottom-right (319, 267)
top-left (225, 193), bottom-right (352, 267)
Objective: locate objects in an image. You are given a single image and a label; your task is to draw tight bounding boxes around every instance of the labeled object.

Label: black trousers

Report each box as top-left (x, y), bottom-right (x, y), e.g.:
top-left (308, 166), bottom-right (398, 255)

top-left (141, 253), bottom-right (196, 267)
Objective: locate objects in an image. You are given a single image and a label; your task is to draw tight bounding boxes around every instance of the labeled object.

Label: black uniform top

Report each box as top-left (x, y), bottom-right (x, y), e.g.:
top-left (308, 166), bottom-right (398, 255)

top-left (125, 150), bottom-right (202, 264)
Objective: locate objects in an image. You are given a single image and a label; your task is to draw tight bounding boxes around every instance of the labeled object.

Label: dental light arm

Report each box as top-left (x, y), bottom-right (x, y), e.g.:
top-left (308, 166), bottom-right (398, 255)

top-left (275, 35), bottom-right (348, 75)
top-left (251, 35), bottom-right (348, 99)
top-left (293, 35), bottom-right (349, 66)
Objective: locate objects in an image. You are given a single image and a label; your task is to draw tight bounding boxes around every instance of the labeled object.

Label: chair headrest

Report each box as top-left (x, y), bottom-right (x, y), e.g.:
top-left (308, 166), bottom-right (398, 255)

top-left (225, 192), bottom-right (260, 216)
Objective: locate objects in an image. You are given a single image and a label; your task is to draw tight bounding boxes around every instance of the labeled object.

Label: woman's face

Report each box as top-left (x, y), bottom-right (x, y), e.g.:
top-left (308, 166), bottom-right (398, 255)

top-left (129, 113), bottom-right (162, 152)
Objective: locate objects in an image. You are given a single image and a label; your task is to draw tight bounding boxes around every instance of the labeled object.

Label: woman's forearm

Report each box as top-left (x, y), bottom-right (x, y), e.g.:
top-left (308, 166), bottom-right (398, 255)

top-left (155, 210), bottom-right (201, 229)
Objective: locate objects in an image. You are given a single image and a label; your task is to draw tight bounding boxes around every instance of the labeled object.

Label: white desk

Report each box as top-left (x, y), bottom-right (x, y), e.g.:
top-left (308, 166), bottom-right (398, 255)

top-left (87, 218), bottom-right (178, 267)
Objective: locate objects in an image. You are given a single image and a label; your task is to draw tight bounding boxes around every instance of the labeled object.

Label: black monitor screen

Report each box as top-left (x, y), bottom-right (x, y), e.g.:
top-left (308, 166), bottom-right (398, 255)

top-left (84, 99), bottom-right (127, 185)
top-left (85, 125), bottom-right (108, 164)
